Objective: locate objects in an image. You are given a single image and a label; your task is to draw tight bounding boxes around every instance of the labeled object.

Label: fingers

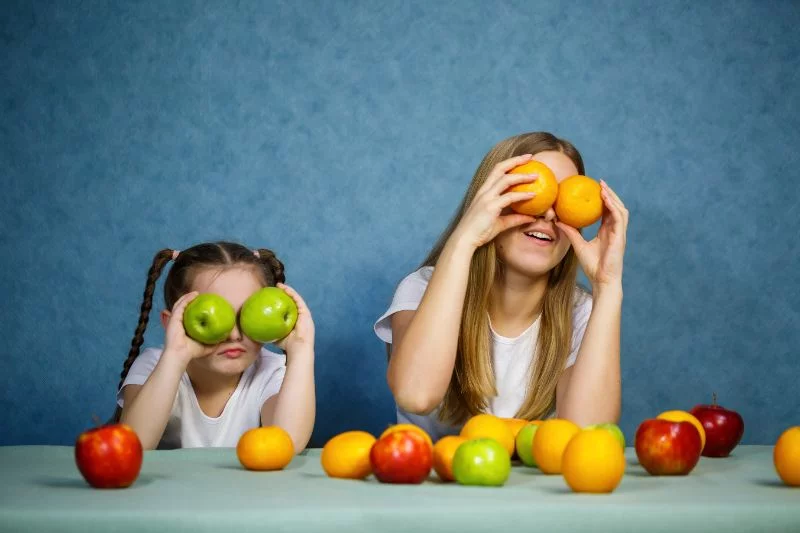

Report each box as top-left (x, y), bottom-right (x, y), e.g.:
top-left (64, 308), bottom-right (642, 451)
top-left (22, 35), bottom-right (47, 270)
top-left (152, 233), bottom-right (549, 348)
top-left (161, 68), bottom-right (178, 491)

top-left (487, 172), bottom-right (539, 198)
top-left (496, 213), bottom-right (538, 234)
top-left (555, 221), bottom-right (587, 251)
top-left (277, 283), bottom-right (310, 315)
top-left (491, 190), bottom-right (536, 210)
top-left (477, 154), bottom-right (533, 194)
top-left (170, 291), bottom-right (199, 320)
top-left (600, 180), bottom-right (629, 227)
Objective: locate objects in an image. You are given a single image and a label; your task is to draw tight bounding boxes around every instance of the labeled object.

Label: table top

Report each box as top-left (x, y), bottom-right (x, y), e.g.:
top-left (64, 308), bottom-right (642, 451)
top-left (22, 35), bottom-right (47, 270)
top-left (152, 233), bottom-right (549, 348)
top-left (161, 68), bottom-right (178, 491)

top-left (0, 445), bottom-right (797, 533)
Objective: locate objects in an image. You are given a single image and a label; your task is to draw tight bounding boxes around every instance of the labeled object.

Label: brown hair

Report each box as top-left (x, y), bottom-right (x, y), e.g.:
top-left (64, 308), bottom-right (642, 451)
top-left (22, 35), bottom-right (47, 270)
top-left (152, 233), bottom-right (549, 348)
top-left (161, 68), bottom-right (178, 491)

top-left (423, 132), bottom-right (585, 424)
top-left (112, 241), bottom-right (285, 421)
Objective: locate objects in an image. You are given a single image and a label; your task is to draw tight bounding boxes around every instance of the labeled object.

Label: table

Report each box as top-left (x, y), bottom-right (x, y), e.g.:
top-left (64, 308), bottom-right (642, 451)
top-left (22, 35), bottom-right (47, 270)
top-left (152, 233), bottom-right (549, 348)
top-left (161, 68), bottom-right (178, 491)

top-left (0, 445), bottom-right (797, 532)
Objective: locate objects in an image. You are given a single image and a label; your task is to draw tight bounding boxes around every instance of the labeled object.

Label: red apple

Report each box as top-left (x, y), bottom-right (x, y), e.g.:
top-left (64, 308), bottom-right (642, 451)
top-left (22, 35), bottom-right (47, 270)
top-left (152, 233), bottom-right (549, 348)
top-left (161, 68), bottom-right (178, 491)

top-left (690, 394), bottom-right (744, 458)
top-left (369, 429), bottom-right (432, 484)
top-left (75, 423), bottom-right (143, 488)
top-left (635, 418), bottom-right (702, 475)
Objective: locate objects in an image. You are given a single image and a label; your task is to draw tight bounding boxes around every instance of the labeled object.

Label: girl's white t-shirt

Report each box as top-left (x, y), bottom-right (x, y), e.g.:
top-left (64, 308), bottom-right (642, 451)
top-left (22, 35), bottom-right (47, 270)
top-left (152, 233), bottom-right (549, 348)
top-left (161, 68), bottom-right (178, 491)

top-left (117, 347), bottom-right (286, 449)
top-left (373, 266), bottom-right (593, 441)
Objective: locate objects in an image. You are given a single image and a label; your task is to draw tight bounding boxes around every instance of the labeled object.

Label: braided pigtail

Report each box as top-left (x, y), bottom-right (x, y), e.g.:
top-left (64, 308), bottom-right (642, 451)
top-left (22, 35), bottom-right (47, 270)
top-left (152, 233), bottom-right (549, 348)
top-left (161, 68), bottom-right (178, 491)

top-left (112, 248), bottom-right (174, 421)
top-left (256, 248), bottom-right (286, 284)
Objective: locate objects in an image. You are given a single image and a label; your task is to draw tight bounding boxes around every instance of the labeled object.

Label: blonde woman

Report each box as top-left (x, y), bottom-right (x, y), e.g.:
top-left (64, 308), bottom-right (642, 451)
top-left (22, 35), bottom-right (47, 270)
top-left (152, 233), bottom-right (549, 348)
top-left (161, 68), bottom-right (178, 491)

top-left (374, 132), bottom-right (628, 440)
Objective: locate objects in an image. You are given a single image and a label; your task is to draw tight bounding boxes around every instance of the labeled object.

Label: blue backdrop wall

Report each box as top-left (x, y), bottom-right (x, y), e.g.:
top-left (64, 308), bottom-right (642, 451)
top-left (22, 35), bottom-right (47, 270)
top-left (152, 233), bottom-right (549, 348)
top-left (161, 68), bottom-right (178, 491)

top-left (2, 0), bottom-right (798, 447)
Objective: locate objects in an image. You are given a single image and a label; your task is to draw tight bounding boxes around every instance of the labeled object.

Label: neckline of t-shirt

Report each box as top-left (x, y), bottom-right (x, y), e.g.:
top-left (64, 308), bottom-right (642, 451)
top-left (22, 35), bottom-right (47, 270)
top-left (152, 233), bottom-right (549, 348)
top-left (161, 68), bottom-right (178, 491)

top-left (183, 361), bottom-right (256, 424)
top-left (488, 314), bottom-right (541, 345)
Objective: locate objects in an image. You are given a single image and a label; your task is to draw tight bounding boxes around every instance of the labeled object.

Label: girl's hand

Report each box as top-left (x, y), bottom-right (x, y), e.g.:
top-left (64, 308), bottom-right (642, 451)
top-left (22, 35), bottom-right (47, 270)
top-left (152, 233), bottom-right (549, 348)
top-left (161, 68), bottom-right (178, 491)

top-left (273, 284), bottom-right (315, 356)
top-left (556, 180), bottom-right (629, 290)
top-left (450, 154), bottom-right (540, 250)
top-left (163, 292), bottom-right (220, 363)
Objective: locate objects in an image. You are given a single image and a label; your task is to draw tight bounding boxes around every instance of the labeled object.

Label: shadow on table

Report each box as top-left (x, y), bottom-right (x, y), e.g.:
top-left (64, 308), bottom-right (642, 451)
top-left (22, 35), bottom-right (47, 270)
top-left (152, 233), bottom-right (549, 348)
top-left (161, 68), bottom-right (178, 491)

top-left (752, 479), bottom-right (786, 488)
top-left (214, 455), bottom-right (312, 472)
top-left (33, 474), bottom-right (167, 489)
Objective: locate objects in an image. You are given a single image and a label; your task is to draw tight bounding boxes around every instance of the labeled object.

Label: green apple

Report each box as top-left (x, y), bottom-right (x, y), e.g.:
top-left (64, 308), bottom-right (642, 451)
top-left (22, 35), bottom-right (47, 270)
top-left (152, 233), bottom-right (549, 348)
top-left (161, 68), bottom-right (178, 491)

top-left (239, 287), bottom-right (298, 343)
top-left (515, 423), bottom-right (540, 467)
top-left (182, 293), bottom-right (236, 344)
top-left (452, 438), bottom-right (511, 487)
top-left (585, 423), bottom-right (626, 449)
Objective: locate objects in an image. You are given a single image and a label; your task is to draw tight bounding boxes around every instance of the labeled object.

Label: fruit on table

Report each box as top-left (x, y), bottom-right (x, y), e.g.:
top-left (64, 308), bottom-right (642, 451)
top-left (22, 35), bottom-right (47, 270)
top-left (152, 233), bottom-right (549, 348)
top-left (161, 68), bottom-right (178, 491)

top-left (635, 419), bottom-right (702, 475)
top-left (460, 414), bottom-right (515, 457)
top-left (657, 410), bottom-right (706, 452)
top-left (380, 423), bottom-right (433, 451)
top-left (75, 423), bottom-right (143, 489)
top-left (239, 287), bottom-right (298, 343)
top-left (774, 426), bottom-right (800, 487)
top-left (182, 293), bottom-right (236, 344)
top-left (562, 428), bottom-right (626, 493)
top-left (370, 430), bottom-right (432, 484)
top-left (236, 426), bottom-right (294, 471)
top-left (452, 438), bottom-right (512, 487)
top-left (532, 419), bottom-right (581, 474)
top-left (321, 431), bottom-right (376, 480)
top-left (515, 422), bottom-right (542, 467)
top-left (584, 422), bottom-right (626, 449)
top-left (689, 394), bottom-right (745, 457)
top-left (507, 160), bottom-right (560, 216)
top-left (554, 175), bottom-right (603, 228)
top-left (432, 435), bottom-right (467, 482)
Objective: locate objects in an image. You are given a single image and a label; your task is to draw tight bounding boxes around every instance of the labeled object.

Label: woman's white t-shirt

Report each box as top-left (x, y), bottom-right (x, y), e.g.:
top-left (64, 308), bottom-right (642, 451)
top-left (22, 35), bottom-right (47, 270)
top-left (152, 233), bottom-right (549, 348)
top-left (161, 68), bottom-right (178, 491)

top-left (117, 347), bottom-right (286, 449)
top-left (373, 266), bottom-right (593, 441)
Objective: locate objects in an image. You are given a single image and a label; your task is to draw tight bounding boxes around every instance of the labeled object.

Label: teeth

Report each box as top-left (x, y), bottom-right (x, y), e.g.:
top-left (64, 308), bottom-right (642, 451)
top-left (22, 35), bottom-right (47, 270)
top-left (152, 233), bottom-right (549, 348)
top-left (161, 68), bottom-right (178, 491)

top-left (526, 231), bottom-right (552, 241)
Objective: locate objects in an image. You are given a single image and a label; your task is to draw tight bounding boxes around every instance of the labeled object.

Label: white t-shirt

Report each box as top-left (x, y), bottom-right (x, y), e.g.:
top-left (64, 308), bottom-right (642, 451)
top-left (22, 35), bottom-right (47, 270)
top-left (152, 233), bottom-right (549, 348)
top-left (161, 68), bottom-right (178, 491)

top-left (373, 266), bottom-right (592, 441)
top-left (117, 347), bottom-right (286, 449)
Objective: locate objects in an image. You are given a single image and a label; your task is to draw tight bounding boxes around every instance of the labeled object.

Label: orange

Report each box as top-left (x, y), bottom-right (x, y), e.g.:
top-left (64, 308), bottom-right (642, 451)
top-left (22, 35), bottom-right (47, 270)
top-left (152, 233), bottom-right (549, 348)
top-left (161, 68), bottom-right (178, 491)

top-left (774, 426), bottom-right (800, 486)
top-left (380, 424), bottom-right (433, 451)
top-left (502, 418), bottom-right (530, 439)
top-left (554, 175), bottom-right (603, 228)
top-left (320, 431), bottom-right (376, 480)
top-left (507, 161), bottom-right (559, 216)
top-left (236, 426), bottom-right (294, 471)
top-left (562, 428), bottom-right (626, 493)
top-left (432, 435), bottom-right (467, 482)
top-left (657, 410), bottom-right (706, 451)
top-left (532, 419), bottom-right (581, 474)
top-left (460, 414), bottom-right (515, 457)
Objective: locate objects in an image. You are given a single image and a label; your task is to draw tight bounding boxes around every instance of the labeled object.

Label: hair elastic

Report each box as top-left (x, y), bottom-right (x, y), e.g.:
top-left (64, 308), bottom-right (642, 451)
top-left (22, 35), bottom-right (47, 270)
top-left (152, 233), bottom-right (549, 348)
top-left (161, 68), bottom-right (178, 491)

top-left (172, 250), bottom-right (180, 260)
top-left (253, 250), bottom-right (260, 259)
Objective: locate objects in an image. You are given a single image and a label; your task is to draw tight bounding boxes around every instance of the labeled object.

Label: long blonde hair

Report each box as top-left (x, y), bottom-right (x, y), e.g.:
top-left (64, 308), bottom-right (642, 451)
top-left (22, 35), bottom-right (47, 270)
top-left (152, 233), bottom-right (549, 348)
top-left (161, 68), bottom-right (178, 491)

top-left (423, 132), bottom-right (585, 424)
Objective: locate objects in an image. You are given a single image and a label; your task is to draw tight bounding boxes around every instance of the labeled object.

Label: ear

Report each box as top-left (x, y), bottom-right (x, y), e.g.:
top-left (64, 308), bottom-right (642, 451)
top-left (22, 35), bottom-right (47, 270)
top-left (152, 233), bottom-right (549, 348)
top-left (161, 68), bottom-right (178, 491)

top-left (160, 310), bottom-right (171, 329)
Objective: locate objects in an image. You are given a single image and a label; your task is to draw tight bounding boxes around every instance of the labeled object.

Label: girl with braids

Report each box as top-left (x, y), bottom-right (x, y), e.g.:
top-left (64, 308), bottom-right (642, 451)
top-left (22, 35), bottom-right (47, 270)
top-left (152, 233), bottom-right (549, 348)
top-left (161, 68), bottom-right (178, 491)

top-left (374, 132), bottom-right (629, 441)
top-left (115, 241), bottom-right (316, 451)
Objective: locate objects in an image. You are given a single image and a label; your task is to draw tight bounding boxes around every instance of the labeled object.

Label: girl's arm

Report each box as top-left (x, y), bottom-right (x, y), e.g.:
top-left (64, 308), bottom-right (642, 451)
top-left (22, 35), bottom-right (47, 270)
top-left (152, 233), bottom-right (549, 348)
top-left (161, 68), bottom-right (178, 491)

top-left (120, 292), bottom-right (212, 449)
top-left (555, 181), bottom-right (629, 425)
top-left (261, 284), bottom-right (315, 453)
top-left (388, 155), bottom-right (539, 415)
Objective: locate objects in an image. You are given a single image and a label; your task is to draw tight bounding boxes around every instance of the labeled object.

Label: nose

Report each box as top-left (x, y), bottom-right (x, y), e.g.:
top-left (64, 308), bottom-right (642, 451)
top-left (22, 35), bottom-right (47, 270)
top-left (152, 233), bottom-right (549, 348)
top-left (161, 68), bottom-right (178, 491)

top-left (540, 205), bottom-right (557, 222)
top-left (227, 320), bottom-right (243, 342)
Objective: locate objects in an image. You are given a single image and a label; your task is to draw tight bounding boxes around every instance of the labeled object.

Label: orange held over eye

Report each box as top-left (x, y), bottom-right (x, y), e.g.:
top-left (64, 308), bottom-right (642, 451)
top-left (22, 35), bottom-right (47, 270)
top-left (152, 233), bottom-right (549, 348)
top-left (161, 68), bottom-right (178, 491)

top-left (236, 426), bottom-right (294, 471)
top-left (554, 175), bottom-right (603, 228)
top-left (321, 431), bottom-right (377, 480)
top-left (774, 426), bottom-right (800, 487)
top-left (507, 161), bottom-right (560, 216)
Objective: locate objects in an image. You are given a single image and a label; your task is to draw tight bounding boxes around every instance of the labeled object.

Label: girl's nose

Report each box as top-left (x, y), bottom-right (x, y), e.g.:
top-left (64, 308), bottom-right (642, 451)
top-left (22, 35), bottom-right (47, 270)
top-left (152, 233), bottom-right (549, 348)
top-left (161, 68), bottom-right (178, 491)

top-left (540, 205), bottom-right (557, 222)
top-left (228, 321), bottom-right (243, 342)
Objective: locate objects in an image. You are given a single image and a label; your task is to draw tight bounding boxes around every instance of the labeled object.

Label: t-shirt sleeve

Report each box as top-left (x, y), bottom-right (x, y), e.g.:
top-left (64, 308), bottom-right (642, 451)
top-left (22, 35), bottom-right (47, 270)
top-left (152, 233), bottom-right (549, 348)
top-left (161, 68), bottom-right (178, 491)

top-left (255, 349), bottom-right (288, 407)
top-left (373, 267), bottom-right (432, 344)
top-left (116, 347), bottom-right (162, 407)
top-left (565, 289), bottom-right (593, 369)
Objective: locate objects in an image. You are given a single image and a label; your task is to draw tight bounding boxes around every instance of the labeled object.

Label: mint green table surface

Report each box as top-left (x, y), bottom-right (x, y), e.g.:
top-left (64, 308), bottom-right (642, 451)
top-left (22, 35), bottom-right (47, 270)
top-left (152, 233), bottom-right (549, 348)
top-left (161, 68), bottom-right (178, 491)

top-left (0, 445), bottom-right (797, 533)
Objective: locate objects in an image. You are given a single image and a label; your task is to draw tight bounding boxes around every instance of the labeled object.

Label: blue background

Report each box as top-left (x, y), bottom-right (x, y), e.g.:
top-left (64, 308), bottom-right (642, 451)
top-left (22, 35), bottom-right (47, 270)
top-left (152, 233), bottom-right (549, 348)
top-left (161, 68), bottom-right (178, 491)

top-left (2, 0), bottom-right (798, 447)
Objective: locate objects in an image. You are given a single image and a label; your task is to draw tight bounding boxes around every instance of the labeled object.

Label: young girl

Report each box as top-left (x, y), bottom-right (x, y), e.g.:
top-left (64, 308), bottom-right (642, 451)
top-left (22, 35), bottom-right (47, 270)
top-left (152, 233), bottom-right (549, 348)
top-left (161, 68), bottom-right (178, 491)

top-left (115, 241), bottom-right (315, 451)
top-left (374, 132), bottom-right (628, 441)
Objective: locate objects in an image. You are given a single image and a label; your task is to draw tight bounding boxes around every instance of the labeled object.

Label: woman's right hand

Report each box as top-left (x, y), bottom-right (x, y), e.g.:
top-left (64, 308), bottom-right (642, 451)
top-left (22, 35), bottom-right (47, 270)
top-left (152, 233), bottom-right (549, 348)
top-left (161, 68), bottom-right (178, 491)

top-left (450, 154), bottom-right (540, 250)
top-left (162, 292), bottom-right (219, 364)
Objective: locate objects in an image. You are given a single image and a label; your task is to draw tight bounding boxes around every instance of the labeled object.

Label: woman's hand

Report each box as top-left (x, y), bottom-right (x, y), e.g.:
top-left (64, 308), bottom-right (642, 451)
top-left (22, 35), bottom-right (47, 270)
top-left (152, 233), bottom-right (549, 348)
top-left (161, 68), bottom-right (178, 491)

top-left (556, 180), bottom-right (629, 290)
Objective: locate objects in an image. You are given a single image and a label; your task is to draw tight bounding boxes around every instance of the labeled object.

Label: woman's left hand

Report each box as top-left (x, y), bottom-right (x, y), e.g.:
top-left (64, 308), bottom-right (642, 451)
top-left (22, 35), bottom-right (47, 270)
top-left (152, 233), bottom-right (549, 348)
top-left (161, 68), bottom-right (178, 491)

top-left (273, 283), bottom-right (316, 355)
top-left (556, 180), bottom-right (629, 289)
